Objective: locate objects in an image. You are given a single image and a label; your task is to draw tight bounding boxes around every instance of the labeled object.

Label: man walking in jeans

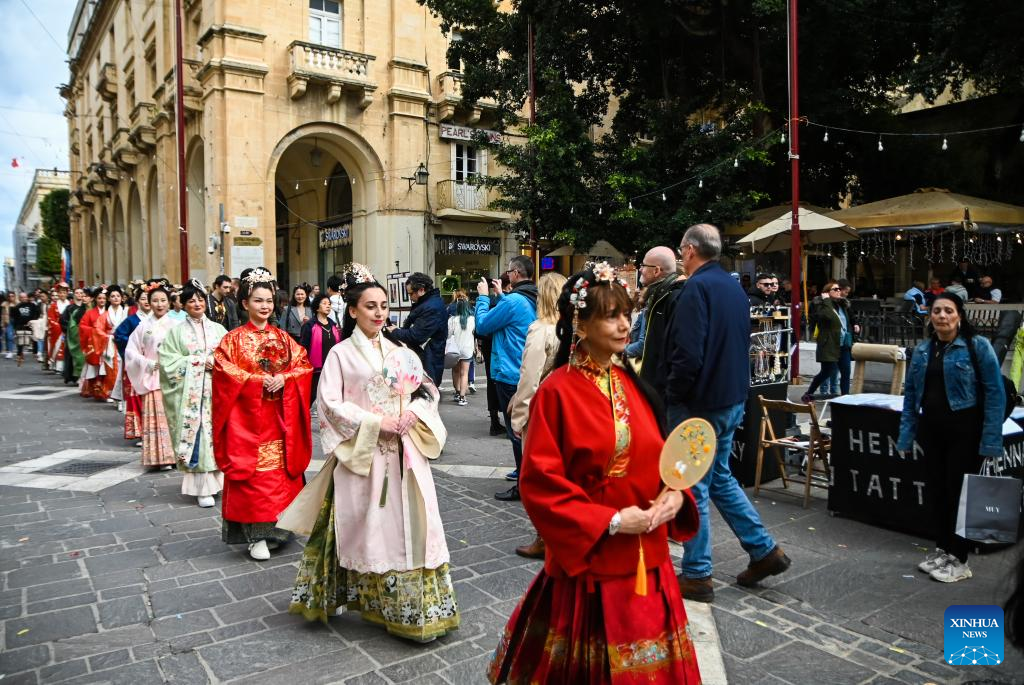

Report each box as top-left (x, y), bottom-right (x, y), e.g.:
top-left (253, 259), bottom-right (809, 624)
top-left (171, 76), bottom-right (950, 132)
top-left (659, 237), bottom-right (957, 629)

top-left (475, 255), bottom-right (537, 501)
top-left (662, 224), bottom-right (791, 603)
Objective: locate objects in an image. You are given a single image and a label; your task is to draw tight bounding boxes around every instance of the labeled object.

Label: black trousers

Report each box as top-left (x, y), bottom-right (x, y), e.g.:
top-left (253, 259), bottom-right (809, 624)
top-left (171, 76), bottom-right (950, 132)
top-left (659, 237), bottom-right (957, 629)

top-left (918, 408), bottom-right (984, 563)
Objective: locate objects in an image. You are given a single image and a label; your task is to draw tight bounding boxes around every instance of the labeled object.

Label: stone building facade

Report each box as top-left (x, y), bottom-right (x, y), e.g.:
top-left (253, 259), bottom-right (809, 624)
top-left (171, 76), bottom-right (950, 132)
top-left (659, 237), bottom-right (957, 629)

top-left (12, 169), bottom-right (71, 293)
top-left (64, 0), bottom-right (518, 297)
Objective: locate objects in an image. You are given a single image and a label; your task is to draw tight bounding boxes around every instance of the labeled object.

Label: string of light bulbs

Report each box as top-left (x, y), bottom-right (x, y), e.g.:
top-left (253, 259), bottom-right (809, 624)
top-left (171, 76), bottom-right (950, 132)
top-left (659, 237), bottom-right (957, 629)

top-left (799, 118), bottom-right (1024, 150)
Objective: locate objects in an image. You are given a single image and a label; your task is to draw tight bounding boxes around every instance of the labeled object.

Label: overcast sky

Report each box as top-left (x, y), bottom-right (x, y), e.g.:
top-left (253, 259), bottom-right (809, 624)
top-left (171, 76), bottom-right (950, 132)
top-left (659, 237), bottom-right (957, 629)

top-left (0, 0), bottom-right (76, 269)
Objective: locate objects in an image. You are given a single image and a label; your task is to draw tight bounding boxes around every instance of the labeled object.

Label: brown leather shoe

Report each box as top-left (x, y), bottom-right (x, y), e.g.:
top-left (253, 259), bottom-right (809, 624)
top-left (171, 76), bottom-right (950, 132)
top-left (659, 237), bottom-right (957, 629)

top-left (678, 575), bottom-right (714, 603)
top-left (736, 546), bottom-right (791, 587)
top-left (515, 536), bottom-right (545, 559)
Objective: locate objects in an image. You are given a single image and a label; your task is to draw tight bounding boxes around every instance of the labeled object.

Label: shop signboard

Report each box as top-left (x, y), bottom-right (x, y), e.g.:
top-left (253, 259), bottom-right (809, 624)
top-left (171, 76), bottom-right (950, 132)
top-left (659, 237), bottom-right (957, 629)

top-left (319, 224), bottom-right (352, 249)
top-left (436, 236), bottom-right (501, 256)
top-left (439, 123), bottom-right (503, 145)
top-left (231, 236), bottom-right (264, 275)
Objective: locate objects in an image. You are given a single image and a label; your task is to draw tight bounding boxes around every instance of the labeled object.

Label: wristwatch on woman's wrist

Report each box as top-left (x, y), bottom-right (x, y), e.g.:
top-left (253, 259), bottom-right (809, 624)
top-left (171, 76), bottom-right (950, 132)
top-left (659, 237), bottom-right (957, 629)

top-left (608, 512), bottom-right (622, 536)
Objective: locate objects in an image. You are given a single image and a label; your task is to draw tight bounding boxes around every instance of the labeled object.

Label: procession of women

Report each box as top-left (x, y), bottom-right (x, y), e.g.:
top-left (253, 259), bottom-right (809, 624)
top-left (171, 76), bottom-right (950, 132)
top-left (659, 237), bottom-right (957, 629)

top-left (19, 261), bottom-right (705, 682)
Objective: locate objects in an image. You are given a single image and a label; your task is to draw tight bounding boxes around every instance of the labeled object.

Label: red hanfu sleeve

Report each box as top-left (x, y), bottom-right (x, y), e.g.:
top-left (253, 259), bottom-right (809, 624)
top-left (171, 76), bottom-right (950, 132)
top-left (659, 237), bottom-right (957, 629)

top-left (280, 335), bottom-right (313, 479)
top-left (519, 379), bottom-right (619, 578)
top-left (79, 309), bottom-right (100, 366)
top-left (667, 488), bottom-right (700, 543)
top-left (212, 335), bottom-right (265, 481)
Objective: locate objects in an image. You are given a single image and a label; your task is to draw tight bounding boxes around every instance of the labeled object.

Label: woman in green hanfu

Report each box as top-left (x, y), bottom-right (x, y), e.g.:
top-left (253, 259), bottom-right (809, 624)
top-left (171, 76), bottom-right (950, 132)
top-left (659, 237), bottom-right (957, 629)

top-left (282, 264), bottom-right (459, 642)
top-left (159, 280), bottom-right (227, 508)
top-left (64, 287), bottom-right (90, 384)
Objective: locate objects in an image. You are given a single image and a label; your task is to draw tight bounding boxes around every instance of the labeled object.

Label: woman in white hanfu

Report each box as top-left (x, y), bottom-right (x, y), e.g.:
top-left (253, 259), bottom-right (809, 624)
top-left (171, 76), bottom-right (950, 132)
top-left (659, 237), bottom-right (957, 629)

top-left (125, 282), bottom-right (178, 469)
top-left (284, 265), bottom-right (459, 642)
top-left (159, 280), bottom-right (227, 508)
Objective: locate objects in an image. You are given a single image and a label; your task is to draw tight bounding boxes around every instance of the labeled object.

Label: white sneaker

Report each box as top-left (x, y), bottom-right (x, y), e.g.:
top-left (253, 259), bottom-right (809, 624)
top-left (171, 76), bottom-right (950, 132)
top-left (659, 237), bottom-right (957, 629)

top-left (457, 396), bottom-right (468, 406)
top-left (917, 549), bottom-right (948, 574)
top-left (197, 495), bottom-right (216, 508)
top-left (930, 557), bottom-right (973, 583)
top-left (135, 441), bottom-right (143, 447)
top-left (4, 353), bottom-right (11, 359)
top-left (248, 540), bottom-right (271, 561)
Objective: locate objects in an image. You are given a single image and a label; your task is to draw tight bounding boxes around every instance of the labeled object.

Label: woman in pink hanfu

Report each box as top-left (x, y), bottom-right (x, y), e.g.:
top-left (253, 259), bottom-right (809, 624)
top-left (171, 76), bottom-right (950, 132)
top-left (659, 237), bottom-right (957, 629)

top-left (285, 265), bottom-right (459, 642)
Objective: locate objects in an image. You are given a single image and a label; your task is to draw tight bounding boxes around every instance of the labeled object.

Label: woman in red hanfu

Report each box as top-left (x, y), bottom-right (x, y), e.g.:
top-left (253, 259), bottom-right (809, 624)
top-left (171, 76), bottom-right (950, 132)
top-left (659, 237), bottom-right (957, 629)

top-left (46, 282), bottom-right (71, 372)
top-left (92, 285), bottom-right (128, 402)
top-left (78, 287), bottom-right (107, 398)
top-left (213, 268), bottom-right (313, 561)
top-left (488, 263), bottom-right (702, 685)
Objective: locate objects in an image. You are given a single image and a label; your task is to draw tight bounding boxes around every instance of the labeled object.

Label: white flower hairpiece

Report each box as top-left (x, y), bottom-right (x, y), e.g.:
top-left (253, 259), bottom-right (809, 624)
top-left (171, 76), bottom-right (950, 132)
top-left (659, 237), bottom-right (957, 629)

top-left (569, 261), bottom-right (624, 311)
top-left (242, 267), bottom-right (274, 285)
top-left (188, 278), bottom-right (208, 297)
top-left (342, 263), bottom-right (375, 288)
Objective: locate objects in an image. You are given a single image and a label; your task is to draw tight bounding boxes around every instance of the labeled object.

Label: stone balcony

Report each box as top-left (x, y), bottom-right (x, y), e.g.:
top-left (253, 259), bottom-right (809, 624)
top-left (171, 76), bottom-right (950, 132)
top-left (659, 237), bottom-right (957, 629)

top-left (287, 41), bottom-right (376, 108)
top-left (112, 128), bottom-right (141, 169)
top-left (435, 180), bottom-right (510, 223)
top-left (97, 63), bottom-right (118, 101)
top-left (128, 102), bottom-right (157, 151)
top-left (436, 71), bottom-right (497, 124)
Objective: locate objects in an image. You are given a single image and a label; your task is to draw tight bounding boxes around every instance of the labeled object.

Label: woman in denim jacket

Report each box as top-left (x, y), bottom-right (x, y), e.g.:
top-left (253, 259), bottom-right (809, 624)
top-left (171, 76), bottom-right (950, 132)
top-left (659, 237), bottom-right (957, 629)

top-left (898, 291), bottom-right (1005, 583)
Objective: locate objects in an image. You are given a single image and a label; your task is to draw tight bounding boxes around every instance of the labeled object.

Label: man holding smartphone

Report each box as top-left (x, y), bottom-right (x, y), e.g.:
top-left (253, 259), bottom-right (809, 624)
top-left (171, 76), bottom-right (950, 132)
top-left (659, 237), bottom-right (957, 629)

top-left (475, 255), bottom-right (538, 501)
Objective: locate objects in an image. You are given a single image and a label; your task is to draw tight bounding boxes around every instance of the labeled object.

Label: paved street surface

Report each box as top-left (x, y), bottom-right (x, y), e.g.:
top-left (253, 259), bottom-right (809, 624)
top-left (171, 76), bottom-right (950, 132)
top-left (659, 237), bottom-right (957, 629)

top-left (1, 359), bottom-right (1023, 684)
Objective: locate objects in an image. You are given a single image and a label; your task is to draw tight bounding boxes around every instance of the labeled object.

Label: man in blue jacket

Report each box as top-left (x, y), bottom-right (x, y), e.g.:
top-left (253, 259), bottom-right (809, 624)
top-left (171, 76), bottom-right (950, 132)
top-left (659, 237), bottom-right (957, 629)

top-left (661, 224), bottom-right (790, 603)
top-left (390, 273), bottom-right (448, 385)
top-left (475, 254), bottom-right (538, 501)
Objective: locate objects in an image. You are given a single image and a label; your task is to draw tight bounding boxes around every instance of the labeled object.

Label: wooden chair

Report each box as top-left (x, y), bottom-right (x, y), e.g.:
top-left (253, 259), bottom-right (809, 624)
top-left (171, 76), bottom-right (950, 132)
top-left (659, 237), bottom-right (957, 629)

top-left (753, 396), bottom-right (831, 508)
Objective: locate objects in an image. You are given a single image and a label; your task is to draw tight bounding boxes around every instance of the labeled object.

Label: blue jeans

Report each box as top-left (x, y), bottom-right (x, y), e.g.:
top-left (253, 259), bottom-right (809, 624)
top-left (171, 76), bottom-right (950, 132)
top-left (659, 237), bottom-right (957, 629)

top-left (494, 380), bottom-right (522, 470)
top-left (468, 359), bottom-right (476, 385)
top-left (668, 402), bottom-right (776, 579)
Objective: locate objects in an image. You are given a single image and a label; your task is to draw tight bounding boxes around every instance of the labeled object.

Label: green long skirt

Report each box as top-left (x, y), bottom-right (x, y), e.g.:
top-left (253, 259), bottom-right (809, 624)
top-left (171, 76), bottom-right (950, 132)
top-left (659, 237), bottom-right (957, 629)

top-left (289, 477), bottom-right (460, 642)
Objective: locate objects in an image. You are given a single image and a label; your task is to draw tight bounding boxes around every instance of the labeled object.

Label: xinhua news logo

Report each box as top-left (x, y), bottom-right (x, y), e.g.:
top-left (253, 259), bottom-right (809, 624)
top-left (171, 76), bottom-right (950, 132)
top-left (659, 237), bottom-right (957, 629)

top-left (944, 605), bottom-right (1003, 666)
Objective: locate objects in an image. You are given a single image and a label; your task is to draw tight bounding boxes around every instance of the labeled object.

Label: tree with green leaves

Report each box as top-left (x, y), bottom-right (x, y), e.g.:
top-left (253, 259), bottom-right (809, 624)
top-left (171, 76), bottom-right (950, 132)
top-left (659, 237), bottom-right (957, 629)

top-left (39, 188), bottom-right (71, 251)
top-left (35, 235), bottom-right (62, 277)
top-left (420, 0), bottom-right (1024, 252)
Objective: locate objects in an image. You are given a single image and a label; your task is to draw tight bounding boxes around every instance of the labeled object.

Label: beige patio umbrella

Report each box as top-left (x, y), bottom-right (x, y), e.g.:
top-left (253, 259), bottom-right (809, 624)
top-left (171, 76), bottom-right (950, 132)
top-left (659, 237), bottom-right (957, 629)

top-left (738, 207), bottom-right (859, 253)
top-left (724, 202), bottom-right (833, 237)
top-left (738, 207), bottom-right (859, 317)
top-left (827, 187), bottom-right (1024, 230)
top-left (544, 239), bottom-right (626, 259)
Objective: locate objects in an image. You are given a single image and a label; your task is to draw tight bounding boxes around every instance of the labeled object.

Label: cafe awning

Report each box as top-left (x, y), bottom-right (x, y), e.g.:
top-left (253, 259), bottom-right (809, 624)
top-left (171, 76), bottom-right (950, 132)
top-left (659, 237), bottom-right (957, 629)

top-left (724, 202), bottom-right (834, 237)
top-left (826, 188), bottom-right (1024, 233)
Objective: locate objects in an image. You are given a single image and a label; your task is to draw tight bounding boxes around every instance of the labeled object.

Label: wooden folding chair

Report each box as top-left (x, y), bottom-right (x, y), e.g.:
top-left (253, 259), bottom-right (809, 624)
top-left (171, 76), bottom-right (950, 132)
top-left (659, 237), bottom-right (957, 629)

top-left (753, 396), bottom-right (831, 508)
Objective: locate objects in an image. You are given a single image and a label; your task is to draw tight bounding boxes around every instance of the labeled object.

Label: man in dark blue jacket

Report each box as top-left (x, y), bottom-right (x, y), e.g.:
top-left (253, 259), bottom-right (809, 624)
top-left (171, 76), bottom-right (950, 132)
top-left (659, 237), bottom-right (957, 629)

top-left (661, 223), bottom-right (790, 603)
top-left (390, 273), bottom-right (447, 385)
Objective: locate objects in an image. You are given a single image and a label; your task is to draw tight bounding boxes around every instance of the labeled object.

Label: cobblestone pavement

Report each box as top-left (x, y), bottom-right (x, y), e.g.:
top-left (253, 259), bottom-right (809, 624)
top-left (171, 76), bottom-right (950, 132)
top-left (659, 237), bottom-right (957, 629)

top-left (1, 359), bottom-right (1023, 684)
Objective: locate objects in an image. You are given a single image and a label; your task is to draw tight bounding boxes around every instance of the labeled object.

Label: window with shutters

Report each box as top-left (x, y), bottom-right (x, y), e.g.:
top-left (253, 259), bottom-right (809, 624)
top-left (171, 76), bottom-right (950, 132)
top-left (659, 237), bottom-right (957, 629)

top-left (309, 0), bottom-right (342, 49)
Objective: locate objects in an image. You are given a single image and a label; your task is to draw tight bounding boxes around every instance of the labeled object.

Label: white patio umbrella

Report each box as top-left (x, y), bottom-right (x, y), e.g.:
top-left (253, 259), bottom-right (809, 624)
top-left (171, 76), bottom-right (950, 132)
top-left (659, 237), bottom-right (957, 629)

top-left (738, 207), bottom-right (858, 253)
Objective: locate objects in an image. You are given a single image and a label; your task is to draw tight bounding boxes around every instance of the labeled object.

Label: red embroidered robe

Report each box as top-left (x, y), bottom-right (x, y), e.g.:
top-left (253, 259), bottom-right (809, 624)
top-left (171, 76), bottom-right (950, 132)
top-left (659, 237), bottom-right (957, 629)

top-left (489, 361), bottom-right (701, 685)
top-left (212, 322), bottom-right (313, 523)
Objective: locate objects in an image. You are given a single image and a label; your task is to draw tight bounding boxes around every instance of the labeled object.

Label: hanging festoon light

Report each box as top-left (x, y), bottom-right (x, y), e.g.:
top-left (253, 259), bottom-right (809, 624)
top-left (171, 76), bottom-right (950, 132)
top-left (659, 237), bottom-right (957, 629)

top-left (598, 206), bottom-right (603, 216)
top-left (294, 181), bottom-right (299, 191)
top-left (1020, 125), bottom-right (1024, 143)
top-left (661, 192), bottom-right (666, 202)
top-left (733, 157), bottom-right (739, 167)
top-left (570, 205), bottom-right (574, 215)
top-left (877, 136), bottom-right (884, 152)
top-left (942, 137), bottom-right (948, 151)
top-left (780, 130), bottom-right (786, 145)
top-left (823, 130), bottom-right (829, 142)
top-left (628, 200), bottom-right (633, 210)
top-left (698, 178), bottom-right (703, 188)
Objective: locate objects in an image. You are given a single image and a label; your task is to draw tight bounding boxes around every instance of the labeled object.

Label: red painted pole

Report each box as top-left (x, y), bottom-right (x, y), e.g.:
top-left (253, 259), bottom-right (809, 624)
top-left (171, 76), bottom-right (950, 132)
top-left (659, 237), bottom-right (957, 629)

top-left (527, 17), bottom-right (539, 275)
top-left (788, 0), bottom-right (802, 380)
top-left (174, 0), bottom-right (190, 281)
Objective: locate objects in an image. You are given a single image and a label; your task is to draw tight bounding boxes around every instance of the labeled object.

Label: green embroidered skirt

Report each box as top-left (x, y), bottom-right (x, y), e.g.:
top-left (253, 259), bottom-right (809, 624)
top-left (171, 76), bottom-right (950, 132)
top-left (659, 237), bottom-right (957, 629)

top-left (289, 476), bottom-right (460, 642)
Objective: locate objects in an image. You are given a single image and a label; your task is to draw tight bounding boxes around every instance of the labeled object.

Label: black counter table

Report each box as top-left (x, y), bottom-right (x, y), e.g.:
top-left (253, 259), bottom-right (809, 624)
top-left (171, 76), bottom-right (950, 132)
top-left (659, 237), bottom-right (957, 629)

top-left (826, 395), bottom-right (1024, 540)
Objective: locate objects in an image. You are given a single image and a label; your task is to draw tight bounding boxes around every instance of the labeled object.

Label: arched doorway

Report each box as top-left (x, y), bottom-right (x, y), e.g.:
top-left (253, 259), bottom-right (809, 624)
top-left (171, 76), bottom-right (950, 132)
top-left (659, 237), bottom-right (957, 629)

top-left (128, 184), bottom-right (145, 280)
top-left (266, 125), bottom-right (383, 289)
top-left (113, 198), bottom-right (128, 284)
top-left (186, 139), bottom-right (208, 283)
top-left (147, 171), bottom-right (159, 277)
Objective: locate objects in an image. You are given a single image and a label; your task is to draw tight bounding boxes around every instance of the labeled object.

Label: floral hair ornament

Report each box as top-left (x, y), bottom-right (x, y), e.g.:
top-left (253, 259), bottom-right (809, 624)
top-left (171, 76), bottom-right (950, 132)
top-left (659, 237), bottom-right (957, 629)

top-left (242, 267), bottom-right (274, 286)
top-left (188, 278), bottom-right (208, 297)
top-left (342, 263), bottom-right (375, 289)
top-left (568, 261), bottom-right (626, 362)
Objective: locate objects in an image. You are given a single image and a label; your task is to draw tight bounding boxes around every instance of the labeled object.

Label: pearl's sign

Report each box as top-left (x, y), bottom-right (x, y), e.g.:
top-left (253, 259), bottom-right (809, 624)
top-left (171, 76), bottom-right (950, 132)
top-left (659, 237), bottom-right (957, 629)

top-left (439, 123), bottom-right (503, 145)
top-left (319, 224), bottom-right (351, 249)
